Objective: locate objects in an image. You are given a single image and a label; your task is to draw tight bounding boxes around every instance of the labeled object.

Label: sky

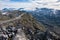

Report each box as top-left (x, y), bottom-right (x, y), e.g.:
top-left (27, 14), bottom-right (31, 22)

top-left (0, 0), bottom-right (60, 10)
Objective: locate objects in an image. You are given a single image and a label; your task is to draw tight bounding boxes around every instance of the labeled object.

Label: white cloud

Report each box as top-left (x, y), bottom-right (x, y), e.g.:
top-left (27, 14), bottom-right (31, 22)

top-left (0, 0), bottom-right (60, 10)
top-left (0, 1), bottom-right (38, 10)
top-left (32, 0), bottom-right (60, 10)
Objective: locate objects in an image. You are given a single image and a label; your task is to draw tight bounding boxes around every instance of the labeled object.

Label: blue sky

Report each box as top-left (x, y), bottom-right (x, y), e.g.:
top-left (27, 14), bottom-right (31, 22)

top-left (0, 0), bottom-right (60, 10)
top-left (12, 0), bottom-right (29, 2)
top-left (0, 0), bottom-right (31, 2)
top-left (10, 0), bottom-right (30, 2)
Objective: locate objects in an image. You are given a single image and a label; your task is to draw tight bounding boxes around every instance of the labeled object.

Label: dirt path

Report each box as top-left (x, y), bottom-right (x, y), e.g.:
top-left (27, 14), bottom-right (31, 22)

top-left (0, 14), bottom-right (24, 24)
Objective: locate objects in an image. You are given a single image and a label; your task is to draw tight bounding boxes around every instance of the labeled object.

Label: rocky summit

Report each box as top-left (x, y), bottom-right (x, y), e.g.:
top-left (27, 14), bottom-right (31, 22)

top-left (0, 11), bottom-right (60, 40)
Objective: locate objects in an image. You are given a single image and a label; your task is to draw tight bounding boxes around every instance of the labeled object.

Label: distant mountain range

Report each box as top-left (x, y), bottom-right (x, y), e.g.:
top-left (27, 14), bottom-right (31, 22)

top-left (1, 8), bottom-right (60, 28)
top-left (28, 8), bottom-right (60, 36)
top-left (2, 8), bottom-right (28, 12)
top-left (28, 8), bottom-right (60, 27)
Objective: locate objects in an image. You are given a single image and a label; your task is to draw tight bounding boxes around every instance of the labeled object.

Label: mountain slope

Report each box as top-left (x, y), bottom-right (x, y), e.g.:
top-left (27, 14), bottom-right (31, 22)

top-left (19, 13), bottom-right (60, 40)
top-left (0, 13), bottom-right (46, 40)
top-left (0, 11), bottom-right (60, 40)
top-left (20, 13), bottom-right (46, 31)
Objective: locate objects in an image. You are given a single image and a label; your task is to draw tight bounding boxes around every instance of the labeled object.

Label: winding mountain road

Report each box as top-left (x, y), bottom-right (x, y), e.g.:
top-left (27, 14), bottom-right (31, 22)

top-left (0, 14), bottom-right (24, 24)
